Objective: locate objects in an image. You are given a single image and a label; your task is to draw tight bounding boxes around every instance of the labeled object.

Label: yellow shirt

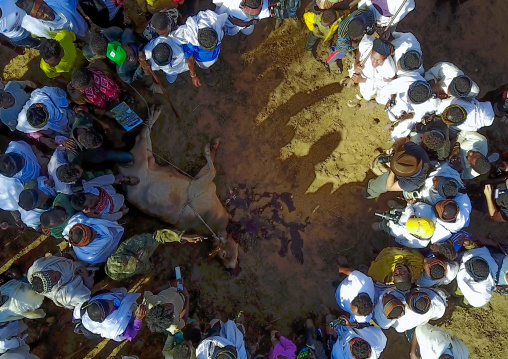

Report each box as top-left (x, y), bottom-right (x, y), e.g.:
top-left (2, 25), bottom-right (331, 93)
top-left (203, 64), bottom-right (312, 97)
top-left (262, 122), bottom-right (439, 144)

top-left (40, 30), bottom-right (87, 79)
top-left (368, 247), bottom-right (424, 285)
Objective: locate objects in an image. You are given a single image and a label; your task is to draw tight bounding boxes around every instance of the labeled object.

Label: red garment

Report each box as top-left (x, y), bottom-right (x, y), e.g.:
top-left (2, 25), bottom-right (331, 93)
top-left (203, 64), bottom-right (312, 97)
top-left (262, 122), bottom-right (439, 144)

top-left (82, 68), bottom-right (121, 109)
top-left (96, 187), bottom-right (114, 214)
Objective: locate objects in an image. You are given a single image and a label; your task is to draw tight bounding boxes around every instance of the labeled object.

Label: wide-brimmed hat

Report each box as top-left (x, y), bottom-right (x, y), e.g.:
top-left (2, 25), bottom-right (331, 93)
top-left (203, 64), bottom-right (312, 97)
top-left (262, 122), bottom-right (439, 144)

top-left (390, 151), bottom-right (423, 177)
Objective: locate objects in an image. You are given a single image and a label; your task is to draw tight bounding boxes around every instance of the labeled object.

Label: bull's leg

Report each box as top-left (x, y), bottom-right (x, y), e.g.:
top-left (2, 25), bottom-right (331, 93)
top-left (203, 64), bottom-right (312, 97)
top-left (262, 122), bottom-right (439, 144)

top-left (193, 138), bottom-right (220, 183)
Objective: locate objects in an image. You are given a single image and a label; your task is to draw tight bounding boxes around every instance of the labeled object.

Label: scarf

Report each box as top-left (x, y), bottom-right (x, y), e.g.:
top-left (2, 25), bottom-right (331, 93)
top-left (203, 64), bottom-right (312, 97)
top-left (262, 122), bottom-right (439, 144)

top-left (95, 187), bottom-right (114, 214)
top-left (82, 68), bottom-right (121, 109)
top-left (425, 258), bottom-right (447, 280)
top-left (382, 294), bottom-right (405, 319)
top-left (465, 256), bottom-right (489, 282)
top-left (80, 290), bottom-right (140, 341)
top-left (29, 271), bottom-right (53, 293)
top-left (240, 2), bottom-right (262, 19)
top-left (172, 10), bottom-right (226, 52)
top-left (408, 80), bottom-right (432, 104)
top-left (330, 326), bottom-right (387, 359)
top-left (372, 39), bottom-right (393, 57)
top-left (441, 104), bottom-right (467, 125)
top-left (69, 223), bottom-right (92, 247)
top-left (27, 256), bottom-right (90, 309)
top-left (434, 199), bottom-right (459, 222)
top-left (405, 291), bottom-right (431, 315)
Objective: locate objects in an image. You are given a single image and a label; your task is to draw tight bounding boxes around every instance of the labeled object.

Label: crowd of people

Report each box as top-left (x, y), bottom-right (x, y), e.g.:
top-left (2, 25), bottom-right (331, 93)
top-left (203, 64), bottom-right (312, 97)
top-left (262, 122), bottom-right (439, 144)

top-left (0, 0), bottom-right (506, 358)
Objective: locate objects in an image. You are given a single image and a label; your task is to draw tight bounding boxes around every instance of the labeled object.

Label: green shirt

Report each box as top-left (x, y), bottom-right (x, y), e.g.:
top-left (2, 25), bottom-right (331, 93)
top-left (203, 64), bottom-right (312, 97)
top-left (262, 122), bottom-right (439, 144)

top-left (49, 194), bottom-right (75, 238)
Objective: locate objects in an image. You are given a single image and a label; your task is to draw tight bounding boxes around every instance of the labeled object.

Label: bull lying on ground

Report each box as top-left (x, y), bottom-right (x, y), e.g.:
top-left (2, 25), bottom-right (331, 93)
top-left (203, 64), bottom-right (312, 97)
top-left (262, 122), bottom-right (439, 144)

top-left (119, 108), bottom-right (238, 269)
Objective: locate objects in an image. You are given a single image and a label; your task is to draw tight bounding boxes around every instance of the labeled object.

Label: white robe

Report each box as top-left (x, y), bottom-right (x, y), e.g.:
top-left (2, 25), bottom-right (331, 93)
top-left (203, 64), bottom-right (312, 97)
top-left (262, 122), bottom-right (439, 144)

top-left (172, 10), bottom-right (227, 68)
top-left (27, 256), bottom-right (91, 309)
top-left (352, 35), bottom-right (396, 101)
top-left (335, 271), bottom-right (375, 323)
top-left (416, 261), bottom-right (459, 288)
top-left (47, 147), bottom-right (73, 195)
top-left (456, 247), bottom-right (497, 308)
top-left (16, 87), bottom-right (70, 136)
top-left (455, 131), bottom-right (489, 180)
top-left (62, 213), bottom-right (124, 265)
top-left (74, 288), bottom-right (139, 342)
top-left (425, 62), bottom-right (480, 98)
top-left (437, 97), bottom-right (495, 132)
top-left (358, 0), bottom-right (416, 27)
top-left (144, 36), bottom-right (189, 83)
top-left (0, 321), bottom-right (27, 354)
top-left (372, 288), bottom-right (404, 329)
top-left (391, 288), bottom-right (448, 333)
top-left (196, 320), bottom-right (247, 359)
top-left (20, 0), bottom-right (88, 39)
top-left (0, 280), bottom-right (45, 323)
top-left (331, 326), bottom-right (386, 359)
top-left (0, 343), bottom-right (39, 359)
top-left (5, 141), bottom-right (40, 184)
top-left (0, 0), bottom-right (28, 41)
top-left (376, 73), bottom-right (440, 139)
top-left (213, 0), bottom-right (270, 36)
top-left (417, 163), bottom-right (464, 206)
top-left (390, 31), bottom-right (423, 76)
top-left (415, 323), bottom-right (469, 359)
top-left (0, 176), bottom-right (23, 211)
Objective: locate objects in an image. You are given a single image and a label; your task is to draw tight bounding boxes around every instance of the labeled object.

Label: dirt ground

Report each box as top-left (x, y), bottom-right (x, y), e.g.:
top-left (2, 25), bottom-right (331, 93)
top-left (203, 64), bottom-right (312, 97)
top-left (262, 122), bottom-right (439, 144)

top-left (1, 0), bottom-right (508, 358)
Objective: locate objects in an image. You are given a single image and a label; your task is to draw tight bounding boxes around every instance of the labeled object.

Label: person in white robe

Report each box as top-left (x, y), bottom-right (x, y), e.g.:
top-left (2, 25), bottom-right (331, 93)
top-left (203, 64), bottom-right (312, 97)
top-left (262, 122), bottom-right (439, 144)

top-left (0, 280), bottom-right (45, 323)
top-left (213, 0), bottom-right (271, 36)
top-left (16, 87), bottom-right (71, 140)
top-left (391, 288), bottom-right (448, 333)
top-left (425, 62), bottom-right (480, 99)
top-left (17, 176), bottom-right (57, 230)
top-left (73, 288), bottom-right (143, 342)
top-left (412, 323), bottom-right (469, 359)
top-left (62, 213), bottom-right (124, 265)
top-left (73, 174), bottom-right (126, 221)
top-left (196, 320), bottom-right (247, 359)
top-left (330, 324), bottom-right (386, 359)
top-left (335, 269), bottom-right (375, 323)
top-left (0, 343), bottom-right (40, 359)
top-left (456, 247), bottom-right (498, 308)
top-left (0, 320), bottom-right (28, 354)
top-left (358, 0), bottom-right (415, 28)
top-left (376, 74), bottom-right (440, 139)
top-left (432, 195), bottom-right (472, 243)
top-left (0, 1), bottom-right (32, 44)
top-left (0, 176), bottom-right (24, 212)
top-left (0, 141), bottom-right (41, 184)
top-left (416, 256), bottom-right (459, 288)
top-left (350, 36), bottom-right (396, 101)
top-left (454, 131), bottom-right (489, 180)
top-left (437, 97), bottom-right (494, 132)
top-left (18, 0), bottom-right (88, 40)
top-left (27, 256), bottom-right (93, 309)
top-left (144, 35), bottom-right (189, 83)
top-left (372, 288), bottom-right (405, 330)
top-left (414, 163), bottom-right (464, 206)
top-left (390, 31), bottom-right (423, 76)
top-left (47, 146), bottom-right (73, 195)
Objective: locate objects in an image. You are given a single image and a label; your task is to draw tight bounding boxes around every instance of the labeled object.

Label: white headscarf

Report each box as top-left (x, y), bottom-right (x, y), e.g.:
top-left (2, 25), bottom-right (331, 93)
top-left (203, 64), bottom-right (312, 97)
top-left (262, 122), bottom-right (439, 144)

top-left (20, 0), bottom-right (88, 39)
top-left (47, 146), bottom-right (73, 195)
top-left (0, 280), bottom-right (45, 323)
top-left (5, 141), bottom-right (40, 184)
top-left (27, 256), bottom-right (91, 309)
top-left (75, 289), bottom-right (140, 342)
top-left (0, 175), bottom-right (23, 211)
top-left (196, 320), bottom-right (247, 359)
top-left (331, 326), bottom-right (387, 359)
top-left (16, 87), bottom-right (70, 135)
top-left (415, 323), bottom-right (469, 359)
top-left (419, 163), bottom-right (464, 206)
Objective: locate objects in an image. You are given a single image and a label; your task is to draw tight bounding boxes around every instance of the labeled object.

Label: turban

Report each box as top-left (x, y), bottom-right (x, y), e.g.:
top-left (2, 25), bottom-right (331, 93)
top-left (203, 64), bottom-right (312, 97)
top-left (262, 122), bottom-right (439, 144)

top-left (31, 271), bottom-right (54, 293)
top-left (240, 1), bottom-right (262, 18)
top-left (449, 75), bottom-right (472, 98)
top-left (441, 104), bottom-right (467, 126)
top-left (425, 258), bottom-right (447, 280)
top-left (437, 177), bottom-right (459, 198)
top-left (372, 39), bottom-right (394, 57)
top-left (435, 199), bottom-right (459, 222)
top-left (465, 256), bottom-right (490, 282)
top-left (27, 104), bottom-right (49, 129)
top-left (405, 291), bottom-right (431, 315)
top-left (382, 294), bottom-right (405, 319)
top-left (70, 223), bottom-right (92, 247)
top-left (212, 345), bottom-right (238, 359)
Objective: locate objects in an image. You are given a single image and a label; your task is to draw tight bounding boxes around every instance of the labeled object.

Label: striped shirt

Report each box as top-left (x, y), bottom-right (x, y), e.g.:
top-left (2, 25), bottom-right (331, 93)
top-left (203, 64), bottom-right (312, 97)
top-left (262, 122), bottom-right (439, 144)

top-left (336, 8), bottom-right (375, 53)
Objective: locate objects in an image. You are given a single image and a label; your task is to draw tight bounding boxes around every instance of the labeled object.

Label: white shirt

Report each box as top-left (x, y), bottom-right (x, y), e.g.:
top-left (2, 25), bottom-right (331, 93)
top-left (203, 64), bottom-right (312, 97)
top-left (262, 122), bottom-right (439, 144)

top-left (456, 247), bottom-right (498, 308)
top-left (416, 261), bottom-right (459, 288)
top-left (437, 97), bottom-right (495, 132)
top-left (417, 163), bottom-right (464, 206)
top-left (388, 202), bottom-right (436, 248)
top-left (144, 36), bottom-right (189, 80)
top-left (425, 62), bottom-right (480, 98)
top-left (359, 0), bottom-right (416, 27)
top-left (455, 131), bottom-right (489, 180)
top-left (331, 326), bottom-right (387, 359)
top-left (335, 271), bottom-right (375, 323)
top-left (0, 0), bottom-right (28, 41)
top-left (390, 31), bottom-right (423, 76)
top-left (432, 193), bottom-right (471, 243)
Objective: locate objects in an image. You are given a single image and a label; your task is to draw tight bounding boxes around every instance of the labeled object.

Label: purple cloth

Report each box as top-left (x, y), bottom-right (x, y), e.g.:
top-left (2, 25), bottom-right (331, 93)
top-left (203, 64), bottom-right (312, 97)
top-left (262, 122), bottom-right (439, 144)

top-left (120, 318), bottom-right (142, 341)
top-left (266, 336), bottom-right (297, 359)
top-left (371, 0), bottom-right (392, 17)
